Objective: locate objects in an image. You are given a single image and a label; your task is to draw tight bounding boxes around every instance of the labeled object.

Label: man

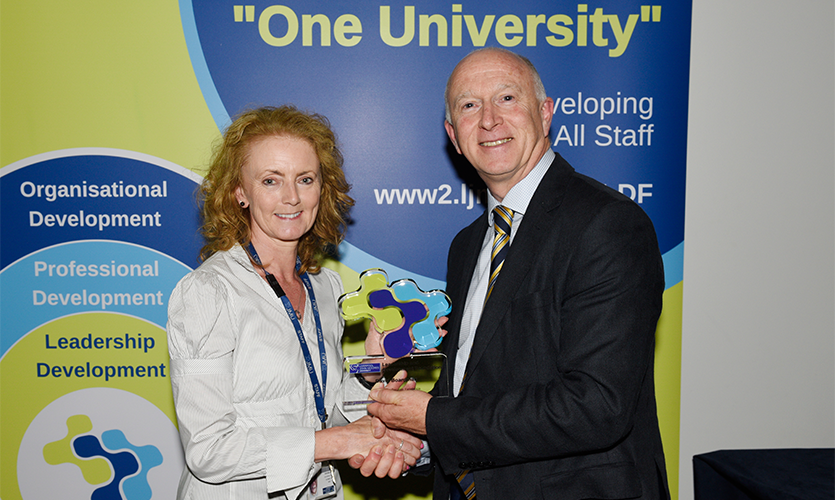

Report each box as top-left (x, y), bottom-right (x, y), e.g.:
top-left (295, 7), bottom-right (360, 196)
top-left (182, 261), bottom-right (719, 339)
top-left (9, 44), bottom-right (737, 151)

top-left (367, 48), bottom-right (670, 499)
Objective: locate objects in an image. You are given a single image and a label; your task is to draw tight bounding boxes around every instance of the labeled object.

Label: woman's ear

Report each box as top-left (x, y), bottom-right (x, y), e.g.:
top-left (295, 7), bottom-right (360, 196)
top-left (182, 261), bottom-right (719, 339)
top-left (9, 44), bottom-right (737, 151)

top-left (234, 186), bottom-right (248, 208)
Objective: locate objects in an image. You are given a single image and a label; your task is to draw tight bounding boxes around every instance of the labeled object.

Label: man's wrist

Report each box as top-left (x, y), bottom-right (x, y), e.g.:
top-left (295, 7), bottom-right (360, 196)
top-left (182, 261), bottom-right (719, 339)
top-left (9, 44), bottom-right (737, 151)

top-left (356, 373), bottom-right (383, 390)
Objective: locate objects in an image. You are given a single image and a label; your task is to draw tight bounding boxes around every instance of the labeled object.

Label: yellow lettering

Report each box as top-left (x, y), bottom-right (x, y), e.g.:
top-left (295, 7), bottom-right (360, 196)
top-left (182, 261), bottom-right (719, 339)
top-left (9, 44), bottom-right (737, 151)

top-left (380, 6), bottom-right (415, 47)
top-left (608, 14), bottom-right (639, 57)
top-left (526, 15), bottom-right (545, 46)
top-left (303, 14), bottom-right (331, 46)
top-left (464, 15), bottom-right (495, 47)
top-left (451, 4), bottom-right (462, 46)
top-left (577, 4), bottom-right (588, 47)
top-left (334, 14), bottom-right (362, 47)
top-left (546, 15), bottom-right (574, 47)
top-left (259, 5), bottom-right (298, 47)
top-left (590, 8), bottom-right (608, 47)
top-left (420, 14), bottom-right (447, 46)
top-left (496, 14), bottom-right (523, 47)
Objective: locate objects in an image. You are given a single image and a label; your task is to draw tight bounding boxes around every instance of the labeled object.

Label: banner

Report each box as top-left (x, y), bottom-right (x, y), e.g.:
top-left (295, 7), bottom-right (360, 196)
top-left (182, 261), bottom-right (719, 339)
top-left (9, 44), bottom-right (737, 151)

top-left (185, 1), bottom-right (689, 288)
top-left (1, 1), bottom-right (690, 498)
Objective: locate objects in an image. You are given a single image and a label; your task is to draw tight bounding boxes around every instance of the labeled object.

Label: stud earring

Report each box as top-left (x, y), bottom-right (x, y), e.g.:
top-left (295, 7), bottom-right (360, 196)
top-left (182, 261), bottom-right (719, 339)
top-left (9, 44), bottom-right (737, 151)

top-left (239, 201), bottom-right (246, 208)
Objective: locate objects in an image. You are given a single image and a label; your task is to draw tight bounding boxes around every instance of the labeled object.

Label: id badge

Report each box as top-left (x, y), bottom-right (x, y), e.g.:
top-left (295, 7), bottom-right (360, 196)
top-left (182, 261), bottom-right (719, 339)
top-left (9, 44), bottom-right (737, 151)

top-left (310, 462), bottom-right (337, 500)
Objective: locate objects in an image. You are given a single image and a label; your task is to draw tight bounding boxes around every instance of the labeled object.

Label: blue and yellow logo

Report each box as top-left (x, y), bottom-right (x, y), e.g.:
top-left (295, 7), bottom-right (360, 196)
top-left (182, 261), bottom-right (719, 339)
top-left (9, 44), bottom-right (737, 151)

top-left (44, 414), bottom-right (162, 500)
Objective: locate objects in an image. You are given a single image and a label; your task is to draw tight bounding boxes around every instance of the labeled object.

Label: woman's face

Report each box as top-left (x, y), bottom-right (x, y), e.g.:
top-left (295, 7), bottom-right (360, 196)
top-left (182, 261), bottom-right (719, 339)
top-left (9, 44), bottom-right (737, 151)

top-left (235, 135), bottom-right (322, 249)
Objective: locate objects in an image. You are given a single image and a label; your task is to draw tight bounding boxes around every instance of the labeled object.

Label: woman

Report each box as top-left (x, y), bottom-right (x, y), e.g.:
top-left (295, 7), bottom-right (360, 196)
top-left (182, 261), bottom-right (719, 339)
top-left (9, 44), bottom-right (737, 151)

top-left (167, 106), bottom-right (421, 499)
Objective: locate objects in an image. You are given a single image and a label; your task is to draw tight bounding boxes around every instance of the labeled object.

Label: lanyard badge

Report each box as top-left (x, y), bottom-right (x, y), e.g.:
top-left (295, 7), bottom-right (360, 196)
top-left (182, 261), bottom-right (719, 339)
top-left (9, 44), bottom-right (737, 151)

top-left (247, 243), bottom-right (329, 427)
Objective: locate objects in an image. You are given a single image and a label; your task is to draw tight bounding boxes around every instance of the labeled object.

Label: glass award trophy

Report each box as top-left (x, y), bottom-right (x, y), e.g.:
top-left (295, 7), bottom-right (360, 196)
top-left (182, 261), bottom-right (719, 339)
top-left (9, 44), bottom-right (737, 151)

top-left (339, 269), bottom-right (451, 406)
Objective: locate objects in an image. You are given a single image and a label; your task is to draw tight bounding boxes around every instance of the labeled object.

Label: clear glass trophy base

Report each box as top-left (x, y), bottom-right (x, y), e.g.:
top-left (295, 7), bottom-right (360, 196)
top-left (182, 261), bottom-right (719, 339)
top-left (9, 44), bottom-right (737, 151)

top-left (343, 352), bottom-right (449, 407)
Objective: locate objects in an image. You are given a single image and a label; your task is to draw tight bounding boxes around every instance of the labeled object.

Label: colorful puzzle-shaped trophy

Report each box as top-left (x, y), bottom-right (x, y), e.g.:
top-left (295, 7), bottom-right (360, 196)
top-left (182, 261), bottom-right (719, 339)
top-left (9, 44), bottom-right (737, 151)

top-left (339, 269), bottom-right (452, 359)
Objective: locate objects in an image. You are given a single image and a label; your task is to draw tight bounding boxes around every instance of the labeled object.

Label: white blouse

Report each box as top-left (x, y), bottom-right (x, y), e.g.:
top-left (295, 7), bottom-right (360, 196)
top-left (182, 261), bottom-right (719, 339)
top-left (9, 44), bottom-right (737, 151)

top-left (167, 244), bottom-right (368, 500)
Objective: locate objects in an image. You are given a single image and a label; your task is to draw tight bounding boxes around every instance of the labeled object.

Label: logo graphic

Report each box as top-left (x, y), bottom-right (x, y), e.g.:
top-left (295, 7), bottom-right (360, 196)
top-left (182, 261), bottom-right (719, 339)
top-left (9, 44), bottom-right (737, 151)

top-left (17, 388), bottom-right (183, 499)
top-left (43, 414), bottom-right (162, 500)
top-left (340, 269), bottom-right (452, 358)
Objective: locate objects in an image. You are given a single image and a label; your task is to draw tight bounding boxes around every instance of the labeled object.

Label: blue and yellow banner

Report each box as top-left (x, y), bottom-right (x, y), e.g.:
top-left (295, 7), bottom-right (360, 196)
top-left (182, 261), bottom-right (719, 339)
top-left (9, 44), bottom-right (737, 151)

top-left (1, 1), bottom-right (690, 499)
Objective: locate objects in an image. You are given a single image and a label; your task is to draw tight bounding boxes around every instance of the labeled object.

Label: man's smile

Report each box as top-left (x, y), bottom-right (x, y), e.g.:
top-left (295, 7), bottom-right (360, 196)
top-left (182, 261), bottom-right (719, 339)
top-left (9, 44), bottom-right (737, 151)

top-left (480, 138), bottom-right (513, 147)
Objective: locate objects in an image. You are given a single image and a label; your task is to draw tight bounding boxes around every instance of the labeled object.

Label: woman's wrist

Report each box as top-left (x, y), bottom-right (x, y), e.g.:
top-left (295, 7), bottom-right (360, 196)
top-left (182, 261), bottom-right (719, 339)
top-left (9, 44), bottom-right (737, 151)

top-left (313, 426), bottom-right (338, 462)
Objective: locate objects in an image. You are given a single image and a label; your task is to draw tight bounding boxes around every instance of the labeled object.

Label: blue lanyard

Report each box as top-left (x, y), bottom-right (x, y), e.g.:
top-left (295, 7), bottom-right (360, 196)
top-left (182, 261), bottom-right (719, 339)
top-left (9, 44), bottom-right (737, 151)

top-left (247, 243), bottom-right (328, 426)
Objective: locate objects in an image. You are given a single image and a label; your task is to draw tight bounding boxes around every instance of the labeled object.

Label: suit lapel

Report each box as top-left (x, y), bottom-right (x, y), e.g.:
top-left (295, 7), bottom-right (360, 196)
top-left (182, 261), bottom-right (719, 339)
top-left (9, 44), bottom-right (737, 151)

top-left (462, 154), bottom-right (576, 383)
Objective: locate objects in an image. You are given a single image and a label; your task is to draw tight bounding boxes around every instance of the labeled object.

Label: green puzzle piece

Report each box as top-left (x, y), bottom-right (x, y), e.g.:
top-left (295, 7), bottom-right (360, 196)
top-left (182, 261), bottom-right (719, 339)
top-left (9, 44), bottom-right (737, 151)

top-left (339, 269), bottom-right (403, 331)
top-left (43, 414), bottom-right (111, 484)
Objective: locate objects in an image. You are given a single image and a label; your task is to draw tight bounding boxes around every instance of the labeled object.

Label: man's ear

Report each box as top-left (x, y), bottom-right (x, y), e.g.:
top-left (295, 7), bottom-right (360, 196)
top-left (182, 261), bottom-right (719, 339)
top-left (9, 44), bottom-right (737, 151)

top-left (540, 97), bottom-right (554, 135)
top-left (444, 120), bottom-right (462, 154)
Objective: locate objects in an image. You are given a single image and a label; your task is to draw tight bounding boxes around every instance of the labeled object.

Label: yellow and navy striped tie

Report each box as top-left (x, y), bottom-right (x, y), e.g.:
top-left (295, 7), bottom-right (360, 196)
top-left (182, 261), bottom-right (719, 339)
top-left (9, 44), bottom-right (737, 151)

top-left (486, 205), bottom-right (514, 302)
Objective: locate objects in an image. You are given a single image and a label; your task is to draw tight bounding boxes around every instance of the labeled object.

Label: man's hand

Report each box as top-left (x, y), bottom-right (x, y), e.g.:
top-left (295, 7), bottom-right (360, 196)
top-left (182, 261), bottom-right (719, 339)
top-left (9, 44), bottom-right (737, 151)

top-left (367, 385), bottom-right (432, 436)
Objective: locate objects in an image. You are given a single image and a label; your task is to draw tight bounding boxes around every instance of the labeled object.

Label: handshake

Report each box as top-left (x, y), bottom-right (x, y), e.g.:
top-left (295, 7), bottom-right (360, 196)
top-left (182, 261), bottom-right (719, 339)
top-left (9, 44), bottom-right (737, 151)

top-left (322, 369), bottom-right (433, 479)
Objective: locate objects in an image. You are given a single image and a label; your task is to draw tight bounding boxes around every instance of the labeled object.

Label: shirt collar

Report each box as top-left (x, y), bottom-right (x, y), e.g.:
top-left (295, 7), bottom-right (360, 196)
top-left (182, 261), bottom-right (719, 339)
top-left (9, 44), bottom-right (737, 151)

top-left (487, 149), bottom-right (555, 224)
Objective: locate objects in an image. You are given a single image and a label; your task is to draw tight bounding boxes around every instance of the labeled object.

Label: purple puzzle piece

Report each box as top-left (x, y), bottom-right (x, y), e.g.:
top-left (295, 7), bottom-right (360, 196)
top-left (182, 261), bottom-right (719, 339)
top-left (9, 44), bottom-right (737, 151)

top-left (368, 288), bottom-right (427, 358)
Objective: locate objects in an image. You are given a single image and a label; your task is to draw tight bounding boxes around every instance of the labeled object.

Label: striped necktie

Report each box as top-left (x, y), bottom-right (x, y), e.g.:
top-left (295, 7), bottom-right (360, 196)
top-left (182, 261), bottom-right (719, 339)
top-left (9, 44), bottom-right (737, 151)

top-left (486, 205), bottom-right (514, 302)
top-left (454, 205), bottom-right (515, 499)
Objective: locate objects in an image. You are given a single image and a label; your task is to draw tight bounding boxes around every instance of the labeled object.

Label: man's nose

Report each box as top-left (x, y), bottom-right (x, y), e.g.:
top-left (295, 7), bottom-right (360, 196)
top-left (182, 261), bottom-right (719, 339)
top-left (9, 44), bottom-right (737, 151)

top-left (480, 102), bottom-right (501, 130)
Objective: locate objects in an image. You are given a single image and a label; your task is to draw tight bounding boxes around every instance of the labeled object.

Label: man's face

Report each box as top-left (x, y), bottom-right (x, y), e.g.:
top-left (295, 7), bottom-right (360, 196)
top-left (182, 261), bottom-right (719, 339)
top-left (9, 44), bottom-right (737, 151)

top-left (445, 51), bottom-right (553, 199)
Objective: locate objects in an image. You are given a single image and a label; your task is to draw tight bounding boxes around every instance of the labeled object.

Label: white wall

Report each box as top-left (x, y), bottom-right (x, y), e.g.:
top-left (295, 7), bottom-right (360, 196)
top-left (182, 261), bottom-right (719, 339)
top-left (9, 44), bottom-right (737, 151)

top-left (680, 1), bottom-right (834, 499)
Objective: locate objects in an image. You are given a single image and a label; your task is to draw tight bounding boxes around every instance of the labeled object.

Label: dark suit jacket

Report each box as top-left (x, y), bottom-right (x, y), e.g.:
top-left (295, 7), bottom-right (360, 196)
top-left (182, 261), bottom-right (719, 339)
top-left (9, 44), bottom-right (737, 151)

top-left (425, 153), bottom-right (670, 500)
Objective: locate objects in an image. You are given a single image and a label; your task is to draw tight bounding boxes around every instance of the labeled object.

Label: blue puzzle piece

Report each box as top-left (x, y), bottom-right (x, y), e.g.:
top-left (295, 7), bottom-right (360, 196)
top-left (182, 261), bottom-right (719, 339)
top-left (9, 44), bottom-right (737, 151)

top-left (390, 280), bottom-right (451, 350)
top-left (102, 429), bottom-right (162, 500)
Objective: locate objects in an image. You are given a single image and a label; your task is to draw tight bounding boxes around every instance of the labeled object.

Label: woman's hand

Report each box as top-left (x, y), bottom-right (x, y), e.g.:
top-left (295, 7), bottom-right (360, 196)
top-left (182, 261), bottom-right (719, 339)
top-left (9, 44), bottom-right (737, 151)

top-left (317, 419), bottom-right (421, 478)
top-left (346, 417), bottom-right (423, 478)
top-left (345, 372), bottom-right (424, 478)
